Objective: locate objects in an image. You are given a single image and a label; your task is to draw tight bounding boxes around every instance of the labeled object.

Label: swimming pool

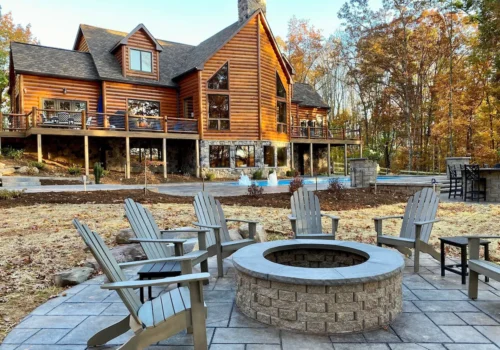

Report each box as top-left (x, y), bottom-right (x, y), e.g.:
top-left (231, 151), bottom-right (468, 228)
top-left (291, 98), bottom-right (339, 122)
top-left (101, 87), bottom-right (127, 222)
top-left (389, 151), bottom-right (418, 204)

top-left (230, 175), bottom-right (405, 187)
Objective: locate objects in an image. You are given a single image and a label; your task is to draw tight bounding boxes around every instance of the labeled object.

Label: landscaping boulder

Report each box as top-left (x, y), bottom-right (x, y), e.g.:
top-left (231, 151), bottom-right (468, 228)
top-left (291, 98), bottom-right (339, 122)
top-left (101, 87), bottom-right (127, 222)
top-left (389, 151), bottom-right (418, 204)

top-left (229, 229), bottom-right (243, 241)
top-left (83, 259), bottom-right (100, 271)
top-left (238, 223), bottom-right (267, 242)
top-left (0, 167), bottom-right (15, 175)
top-left (110, 243), bottom-right (146, 263)
top-left (18, 166), bottom-right (39, 174)
top-left (115, 228), bottom-right (136, 244)
top-left (53, 267), bottom-right (94, 287)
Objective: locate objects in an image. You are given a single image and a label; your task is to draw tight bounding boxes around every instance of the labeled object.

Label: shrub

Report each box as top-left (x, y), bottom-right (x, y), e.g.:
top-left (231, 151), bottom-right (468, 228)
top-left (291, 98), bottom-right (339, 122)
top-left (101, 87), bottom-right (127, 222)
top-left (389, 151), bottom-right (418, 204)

top-left (252, 169), bottom-right (264, 180)
top-left (247, 183), bottom-right (264, 197)
top-left (327, 177), bottom-right (346, 199)
top-left (1, 146), bottom-right (24, 160)
top-left (93, 162), bottom-right (104, 184)
top-left (205, 172), bottom-right (216, 181)
top-left (0, 189), bottom-right (24, 200)
top-left (28, 161), bottom-right (45, 170)
top-left (285, 170), bottom-right (293, 177)
top-left (288, 176), bottom-right (304, 194)
top-left (68, 165), bottom-right (81, 176)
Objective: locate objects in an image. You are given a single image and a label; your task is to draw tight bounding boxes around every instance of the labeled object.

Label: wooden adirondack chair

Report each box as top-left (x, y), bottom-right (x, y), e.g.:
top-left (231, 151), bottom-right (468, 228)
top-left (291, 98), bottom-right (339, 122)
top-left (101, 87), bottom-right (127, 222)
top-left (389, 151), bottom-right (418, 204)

top-left (374, 187), bottom-right (440, 273)
top-left (73, 219), bottom-right (209, 350)
top-left (124, 198), bottom-right (209, 276)
top-left (193, 191), bottom-right (256, 277)
top-left (467, 236), bottom-right (500, 299)
top-left (288, 187), bottom-right (340, 239)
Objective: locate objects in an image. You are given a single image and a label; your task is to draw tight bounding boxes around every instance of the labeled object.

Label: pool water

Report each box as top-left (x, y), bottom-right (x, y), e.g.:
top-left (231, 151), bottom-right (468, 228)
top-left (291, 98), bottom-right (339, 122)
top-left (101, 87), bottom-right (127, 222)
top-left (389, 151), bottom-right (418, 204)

top-left (230, 175), bottom-right (403, 187)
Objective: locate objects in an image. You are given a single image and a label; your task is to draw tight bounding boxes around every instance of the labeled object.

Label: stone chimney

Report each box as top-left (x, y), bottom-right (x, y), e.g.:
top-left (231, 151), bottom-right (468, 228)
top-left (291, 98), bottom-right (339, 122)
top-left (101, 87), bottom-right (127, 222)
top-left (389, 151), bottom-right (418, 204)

top-left (238, 0), bottom-right (266, 22)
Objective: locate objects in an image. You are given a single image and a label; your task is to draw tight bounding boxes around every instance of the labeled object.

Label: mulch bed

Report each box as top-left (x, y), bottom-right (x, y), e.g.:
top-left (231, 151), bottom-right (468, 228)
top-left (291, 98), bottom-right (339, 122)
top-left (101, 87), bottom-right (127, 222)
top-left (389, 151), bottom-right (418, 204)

top-left (0, 188), bottom-right (407, 210)
top-left (40, 179), bottom-right (83, 185)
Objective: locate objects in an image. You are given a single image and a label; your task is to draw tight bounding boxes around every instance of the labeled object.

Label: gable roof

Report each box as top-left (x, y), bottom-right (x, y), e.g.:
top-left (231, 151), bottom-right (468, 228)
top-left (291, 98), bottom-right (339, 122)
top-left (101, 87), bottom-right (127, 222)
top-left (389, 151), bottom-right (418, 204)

top-left (10, 42), bottom-right (99, 80)
top-left (292, 83), bottom-right (330, 109)
top-left (110, 24), bottom-right (163, 53)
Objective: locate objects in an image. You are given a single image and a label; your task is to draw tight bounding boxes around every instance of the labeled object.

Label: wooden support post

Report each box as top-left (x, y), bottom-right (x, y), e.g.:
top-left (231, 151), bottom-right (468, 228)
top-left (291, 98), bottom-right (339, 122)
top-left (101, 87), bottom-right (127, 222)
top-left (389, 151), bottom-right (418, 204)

top-left (0, 111), bottom-right (3, 132)
top-left (0, 137), bottom-right (2, 155)
top-left (195, 139), bottom-right (200, 178)
top-left (360, 144), bottom-right (363, 158)
top-left (125, 137), bottom-right (131, 179)
top-left (309, 143), bottom-right (314, 176)
top-left (344, 144), bottom-right (348, 176)
top-left (290, 142), bottom-right (294, 170)
top-left (32, 107), bottom-right (37, 128)
top-left (84, 136), bottom-right (89, 177)
top-left (162, 138), bottom-right (167, 179)
top-left (37, 134), bottom-right (42, 163)
top-left (125, 112), bottom-right (129, 132)
top-left (327, 143), bottom-right (331, 176)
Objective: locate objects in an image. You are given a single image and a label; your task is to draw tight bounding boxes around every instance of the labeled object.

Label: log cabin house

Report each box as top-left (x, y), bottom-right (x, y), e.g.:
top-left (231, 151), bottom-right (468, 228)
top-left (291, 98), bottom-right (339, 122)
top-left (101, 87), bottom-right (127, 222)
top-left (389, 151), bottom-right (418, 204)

top-left (4, 0), bottom-right (361, 179)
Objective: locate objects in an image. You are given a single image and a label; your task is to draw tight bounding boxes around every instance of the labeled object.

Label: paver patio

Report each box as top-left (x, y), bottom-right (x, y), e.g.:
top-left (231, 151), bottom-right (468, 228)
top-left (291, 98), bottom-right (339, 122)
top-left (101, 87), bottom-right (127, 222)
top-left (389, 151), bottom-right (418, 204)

top-left (2, 253), bottom-right (500, 350)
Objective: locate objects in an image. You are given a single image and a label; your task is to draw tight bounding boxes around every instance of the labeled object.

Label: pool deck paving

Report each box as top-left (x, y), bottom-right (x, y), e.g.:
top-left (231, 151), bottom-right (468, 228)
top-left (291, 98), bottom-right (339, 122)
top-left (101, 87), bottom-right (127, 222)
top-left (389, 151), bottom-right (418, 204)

top-left (3, 252), bottom-right (500, 350)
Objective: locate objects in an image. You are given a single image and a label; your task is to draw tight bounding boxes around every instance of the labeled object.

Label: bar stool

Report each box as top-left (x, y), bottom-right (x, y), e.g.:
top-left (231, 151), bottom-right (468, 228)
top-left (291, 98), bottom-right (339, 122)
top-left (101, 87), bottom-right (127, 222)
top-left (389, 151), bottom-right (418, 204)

top-left (464, 164), bottom-right (486, 202)
top-left (448, 164), bottom-right (462, 199)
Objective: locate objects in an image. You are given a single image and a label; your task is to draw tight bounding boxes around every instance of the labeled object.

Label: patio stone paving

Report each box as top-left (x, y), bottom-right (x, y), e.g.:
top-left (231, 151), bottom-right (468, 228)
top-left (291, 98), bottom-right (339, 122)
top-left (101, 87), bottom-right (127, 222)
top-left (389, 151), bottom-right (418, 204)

top-left (2, 253), bottom-right (500, 349)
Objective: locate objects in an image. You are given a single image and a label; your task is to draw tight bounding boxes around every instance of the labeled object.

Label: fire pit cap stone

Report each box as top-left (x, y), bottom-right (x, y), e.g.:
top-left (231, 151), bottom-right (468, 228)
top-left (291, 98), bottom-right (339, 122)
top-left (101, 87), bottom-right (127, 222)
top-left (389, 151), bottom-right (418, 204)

top-left (232, 239), bottom-right (405, 286)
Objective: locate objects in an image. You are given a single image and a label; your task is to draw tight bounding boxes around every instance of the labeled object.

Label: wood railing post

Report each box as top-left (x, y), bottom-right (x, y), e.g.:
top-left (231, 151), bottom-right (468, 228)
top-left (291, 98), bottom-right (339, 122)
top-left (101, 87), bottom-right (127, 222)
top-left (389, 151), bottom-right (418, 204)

top-left (32, 107), bottom-right (37, 129)
top-left (125, 112), bottom-right (129, 131)
top-left (343, 128), bottom-right (346, 140)
top-left (164, 116), bottom-right (168, 133)
top-left (103, 113), bottom-right (108, 129)
top-left (82, 110), bottom-right (86, 130)
top-left (307, 127), bottom-right (311, 139)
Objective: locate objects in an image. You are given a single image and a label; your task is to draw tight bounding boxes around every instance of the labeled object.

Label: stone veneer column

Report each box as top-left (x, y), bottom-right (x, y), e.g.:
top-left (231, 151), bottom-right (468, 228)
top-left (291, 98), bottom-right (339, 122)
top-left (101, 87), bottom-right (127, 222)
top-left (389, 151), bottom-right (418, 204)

top-left (445, 157), bottom-right (470, 179)
top-left (350, 158), bottom-right (377, 188)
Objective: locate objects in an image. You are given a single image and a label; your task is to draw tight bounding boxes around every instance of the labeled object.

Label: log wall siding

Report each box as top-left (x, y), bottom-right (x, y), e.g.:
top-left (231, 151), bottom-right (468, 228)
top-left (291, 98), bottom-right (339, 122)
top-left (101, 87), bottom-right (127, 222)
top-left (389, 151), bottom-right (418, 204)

top-left (104, 81), bottom-right (177, 118)
top-left (178, 71), bottom-right (199, 119)
top-left (22, 74), bottom-right (100, 114)
top-left (122, 29), bottom-right (159, 80)
top-left (292, 105), bottom-right (329, 125)
top-left (76, 35), bottom-right (89, 52)
top-left (259, 18), bottom-right (291, 142)
top-left (201, 16), bottom-right (259, 140)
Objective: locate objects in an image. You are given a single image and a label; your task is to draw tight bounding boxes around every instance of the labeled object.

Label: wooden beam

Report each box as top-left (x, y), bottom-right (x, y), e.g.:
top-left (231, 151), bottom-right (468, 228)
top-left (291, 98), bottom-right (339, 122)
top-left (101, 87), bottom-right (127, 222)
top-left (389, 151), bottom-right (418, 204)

top-left (290, 142), bottom-right (294, 170)
top-left (37, 134), bottom-right (42, 163)
top-left (162, 138), bottom-right (167, 179)
top-left (25, 128), bottom-right (200, 140)
top-left (19, 75), bottom-right (24, 113)
top-left (197, 70), bottom-right (204, 139)
top-left (327, 143), bottom-right (331, 176)
top-left (195, 139), bottom-right (200, 178)
top-left (360, 143), bottom-right (363, 158)
top-left (84, 135), bottom-right (89, 177)
top-left (257, 14), bottom-right (262, 141)
top-left (309, 143), bottom-right (313, 176)
top-left (344, 144), bottom-right (348, 176)
top-left (125, 136), bottom-right (131, 179)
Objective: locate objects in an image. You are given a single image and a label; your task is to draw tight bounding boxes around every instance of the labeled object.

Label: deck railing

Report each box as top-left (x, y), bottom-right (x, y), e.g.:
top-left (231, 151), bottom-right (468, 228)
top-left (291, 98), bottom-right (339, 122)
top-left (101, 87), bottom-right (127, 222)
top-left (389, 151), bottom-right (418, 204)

top-left (290, 126), bottom-right (361, 140)
top-left (0, 111), bottom-right (33, 132)
top-left (167, 117), bottom-right (198, 133)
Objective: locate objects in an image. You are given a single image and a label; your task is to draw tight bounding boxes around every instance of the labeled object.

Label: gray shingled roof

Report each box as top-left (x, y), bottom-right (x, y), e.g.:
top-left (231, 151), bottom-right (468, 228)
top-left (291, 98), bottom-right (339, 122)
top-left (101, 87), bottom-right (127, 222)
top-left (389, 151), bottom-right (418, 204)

top-left (292, 83), bottom-right (330, 109)
top-left (10, 42), bottom-right (99, 80)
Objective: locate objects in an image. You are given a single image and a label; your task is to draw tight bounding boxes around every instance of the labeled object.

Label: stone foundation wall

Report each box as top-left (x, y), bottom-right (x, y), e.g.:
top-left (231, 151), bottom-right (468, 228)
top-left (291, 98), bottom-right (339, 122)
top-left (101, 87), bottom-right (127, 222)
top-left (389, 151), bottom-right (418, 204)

top-left (370, 182), bottom-right (441, 196)
top-left (350, 158), bottom-right (377, 188)
top-left (235, 271), bottom-right (402, 334)
top-left (265, 249), bottom-right (366, 268)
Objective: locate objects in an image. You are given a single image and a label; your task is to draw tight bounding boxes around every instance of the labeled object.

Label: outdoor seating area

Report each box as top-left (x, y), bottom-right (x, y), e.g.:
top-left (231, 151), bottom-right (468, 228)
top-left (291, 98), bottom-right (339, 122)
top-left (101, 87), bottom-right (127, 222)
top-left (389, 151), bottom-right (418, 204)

top-left (448, 163), bottom-right (500, 202)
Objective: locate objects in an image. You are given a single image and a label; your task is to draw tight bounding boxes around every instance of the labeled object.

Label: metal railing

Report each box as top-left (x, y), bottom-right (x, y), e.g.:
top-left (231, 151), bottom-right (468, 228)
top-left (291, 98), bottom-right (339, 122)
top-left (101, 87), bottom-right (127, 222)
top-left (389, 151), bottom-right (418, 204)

top-left (0, 111), bottom-right (33, 132)
top-left (290, 126), bottom-right (361, 140)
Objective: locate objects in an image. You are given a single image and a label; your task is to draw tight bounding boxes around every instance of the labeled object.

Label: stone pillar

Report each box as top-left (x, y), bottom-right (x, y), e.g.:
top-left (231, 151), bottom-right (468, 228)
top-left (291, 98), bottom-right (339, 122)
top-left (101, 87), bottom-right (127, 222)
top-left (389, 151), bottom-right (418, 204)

top-left (350, 158), bottom-right (377, 188)
top-left (445, 157), bottom-right (470, 179)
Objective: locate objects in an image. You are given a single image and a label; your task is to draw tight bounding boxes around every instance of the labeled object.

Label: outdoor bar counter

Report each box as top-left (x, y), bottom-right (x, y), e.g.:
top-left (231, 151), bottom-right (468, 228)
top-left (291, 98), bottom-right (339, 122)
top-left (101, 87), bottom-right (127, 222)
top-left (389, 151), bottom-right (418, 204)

top-left (478, 168), bottom-right (500, 202)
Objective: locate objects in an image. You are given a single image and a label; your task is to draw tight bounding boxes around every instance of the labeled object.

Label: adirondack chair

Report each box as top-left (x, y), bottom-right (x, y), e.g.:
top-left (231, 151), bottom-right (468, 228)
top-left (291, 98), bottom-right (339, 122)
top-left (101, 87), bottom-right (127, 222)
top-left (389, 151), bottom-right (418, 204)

top-left (193, 191), bottom-right (256, 277)
top-left (124, 198), bottom-right (209, 272)
top-left (73, 219), bottom-right (209, 350)
top-left (374, 187), bottom-right (440, 273)
top-left (467, 236), bottom-right (500, 299)
top-left (288, 187), bottom-right (340, 239)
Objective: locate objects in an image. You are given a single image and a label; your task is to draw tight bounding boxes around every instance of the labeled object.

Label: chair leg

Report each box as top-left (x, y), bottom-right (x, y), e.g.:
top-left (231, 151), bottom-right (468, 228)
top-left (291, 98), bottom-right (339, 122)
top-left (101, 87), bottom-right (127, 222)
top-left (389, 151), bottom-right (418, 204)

top-left (216, 248), bottom-right (224, 278)
top-left (468, 270), bottom-right (479, 300)
top-left (414, 242), bottom-right (420, 273)
top-left (200, 259), bottom-right (209, 285)
top-left (88, 316), bottom-right (130, 347)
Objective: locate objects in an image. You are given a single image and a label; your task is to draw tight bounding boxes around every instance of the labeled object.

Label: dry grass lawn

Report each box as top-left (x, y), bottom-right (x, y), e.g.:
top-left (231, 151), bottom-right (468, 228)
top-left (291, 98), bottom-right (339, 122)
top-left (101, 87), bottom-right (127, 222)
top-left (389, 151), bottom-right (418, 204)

top-left (1, 201), bottom-right (499, 340)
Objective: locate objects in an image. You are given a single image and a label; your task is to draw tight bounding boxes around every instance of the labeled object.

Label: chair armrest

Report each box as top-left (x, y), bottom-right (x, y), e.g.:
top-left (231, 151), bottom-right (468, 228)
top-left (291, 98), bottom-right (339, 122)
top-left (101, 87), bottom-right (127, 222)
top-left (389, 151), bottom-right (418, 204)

top-left (117, 255), bottom-right (198, 268)
top-left (226, 218), bottom-right (259, 224)
top-left (414, 219), bottom-right (440, 226)
top-left (465, 235), bottom-right (500, 239)
top-left (160, 229), bottom-right (209, 234)
top-left (374, 216), bottom-right (403, 236)
top-left (288, 214), bottom-right (296, 221)
top-left (373, 215), bottom-right (404, 221)
top-left (192, 222), bottom-right (222, 229)
top-left (101, 273), bottom-right (211, 290)
top-left (321, 213), bottom-right (340, 220)
top-left (129, 238), bottom-right (187, 244)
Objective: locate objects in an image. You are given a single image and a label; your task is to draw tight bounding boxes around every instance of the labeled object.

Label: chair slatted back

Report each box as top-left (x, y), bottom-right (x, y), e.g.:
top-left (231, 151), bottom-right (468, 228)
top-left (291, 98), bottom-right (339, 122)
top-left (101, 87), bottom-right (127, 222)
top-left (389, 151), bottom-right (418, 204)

top-left (193, 192), bottom-right (231, 248)
top-left (72, 219), bottom-right (142, 324)
top-left (400, 188), bottom-right (439, 243)
top-left (291, 187), bottom-right (322, 235)
top-left (124, 198), bottom-right (172, 259)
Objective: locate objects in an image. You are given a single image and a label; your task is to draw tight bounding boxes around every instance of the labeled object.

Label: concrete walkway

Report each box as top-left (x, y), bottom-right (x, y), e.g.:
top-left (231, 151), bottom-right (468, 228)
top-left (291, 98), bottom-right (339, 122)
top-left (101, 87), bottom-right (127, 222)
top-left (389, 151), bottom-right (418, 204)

top-left (3, 253), bottom-right (500, 350)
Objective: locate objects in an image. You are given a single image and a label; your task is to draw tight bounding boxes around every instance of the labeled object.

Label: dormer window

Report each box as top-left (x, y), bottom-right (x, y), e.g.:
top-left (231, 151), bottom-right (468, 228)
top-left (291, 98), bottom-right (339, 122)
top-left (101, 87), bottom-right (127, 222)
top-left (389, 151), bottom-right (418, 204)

top-left (130, 49), bottom-right (152, 72)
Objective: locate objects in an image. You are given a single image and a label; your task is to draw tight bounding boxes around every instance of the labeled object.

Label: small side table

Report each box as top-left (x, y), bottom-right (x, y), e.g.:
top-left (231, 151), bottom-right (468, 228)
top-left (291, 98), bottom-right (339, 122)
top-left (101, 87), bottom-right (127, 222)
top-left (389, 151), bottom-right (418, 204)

top-left (440, 236), bottom-right (490, 284)
top-left (137, 261), bottom-right (181, 303)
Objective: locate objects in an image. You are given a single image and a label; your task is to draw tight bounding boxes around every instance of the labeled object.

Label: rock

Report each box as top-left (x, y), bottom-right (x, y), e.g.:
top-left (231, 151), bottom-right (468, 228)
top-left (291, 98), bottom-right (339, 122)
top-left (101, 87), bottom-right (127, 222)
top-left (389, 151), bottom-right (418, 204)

top-left (0, 167), bottom-right (16, 175)
top-left (0, 162), bottom-right (5, 169)
top-left (18, 166), bottom-right (39, 174)
top-left (115, 228), bottom-right (136, 244)
top-left (53, 267), bottom-right (94, 287)
top-left (229, 229), bottom-right (243, 241)
top-left (239, 223), bottom-right (267, 242)
top-left (83, 259), bottom-right (100, 271)
top-left (110, 243), bottom-right (146, 263)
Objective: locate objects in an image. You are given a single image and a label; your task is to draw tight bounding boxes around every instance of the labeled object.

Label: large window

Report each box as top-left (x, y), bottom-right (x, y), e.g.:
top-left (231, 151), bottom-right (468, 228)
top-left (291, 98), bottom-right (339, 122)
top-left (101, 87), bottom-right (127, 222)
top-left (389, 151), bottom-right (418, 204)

top-left (209, 145), bottom-right (230, 168)
top-left (130, 49), bottom-right (152, 72)
top-left (43, 99), bottom-right (87, 113)
top-left (236, 146), bottom-right (255, 168)
top-left (208, 63), bottom-right (229, 90)
top-left (277, 147), bottom-right (287, 167)
top-left (276, 73), bottom-right (286, 98)
top-left (264, 146), bottom-right (275, 167)
top-left (208, 95), bottom-right (229, 130)
top-left (128, 99), bottom-right (160, 116)
top-left (183, 97), bottom-right (194, 118)
top-left (276, 73), bottom-right (287, 133)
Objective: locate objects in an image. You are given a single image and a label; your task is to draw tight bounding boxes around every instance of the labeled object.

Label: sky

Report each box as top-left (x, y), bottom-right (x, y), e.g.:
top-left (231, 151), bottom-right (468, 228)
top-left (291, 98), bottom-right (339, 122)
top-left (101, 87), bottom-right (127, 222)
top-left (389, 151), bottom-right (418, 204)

top-left (1, 0), bottom-right (382, 49)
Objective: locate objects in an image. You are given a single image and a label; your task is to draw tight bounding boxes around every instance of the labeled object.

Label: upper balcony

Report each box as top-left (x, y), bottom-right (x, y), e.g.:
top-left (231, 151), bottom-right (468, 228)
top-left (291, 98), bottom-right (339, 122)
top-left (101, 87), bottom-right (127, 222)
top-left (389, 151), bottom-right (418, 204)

top-left (290, 125), bottom-right (361, 144)
top-left (0, 108), bottom-right (199, 139)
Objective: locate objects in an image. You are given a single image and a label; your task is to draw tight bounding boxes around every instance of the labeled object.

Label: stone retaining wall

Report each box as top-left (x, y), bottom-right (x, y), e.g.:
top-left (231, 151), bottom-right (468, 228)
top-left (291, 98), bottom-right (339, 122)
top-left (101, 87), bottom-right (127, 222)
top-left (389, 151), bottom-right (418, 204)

top-left (350, 158), bottom-right (377, 188)
top-left (370, 182), bottom-right (441, 197)
top-left (235, 271), bottom-right (402, 334)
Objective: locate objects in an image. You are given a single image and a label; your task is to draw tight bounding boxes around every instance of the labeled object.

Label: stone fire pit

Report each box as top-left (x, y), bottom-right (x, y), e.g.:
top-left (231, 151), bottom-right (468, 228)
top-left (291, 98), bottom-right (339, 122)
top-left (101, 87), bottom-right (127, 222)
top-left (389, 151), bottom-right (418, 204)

top-left (233, 240), bottom-right (404, 334)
